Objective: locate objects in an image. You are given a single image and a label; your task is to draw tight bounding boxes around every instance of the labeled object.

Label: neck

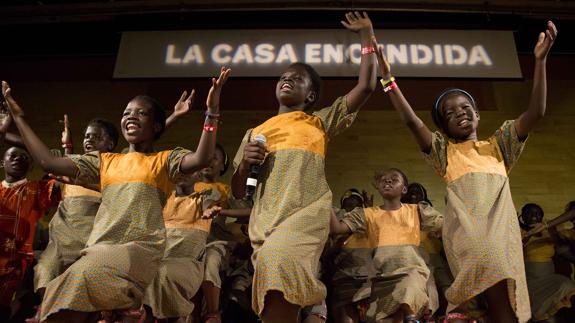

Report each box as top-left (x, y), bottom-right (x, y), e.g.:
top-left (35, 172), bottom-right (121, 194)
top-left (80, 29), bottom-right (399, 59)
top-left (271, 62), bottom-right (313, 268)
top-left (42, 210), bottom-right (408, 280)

top-left (4, 174), bottom-right (26, 184)
top-left (381, 197), bottom-right (402, 211)
top-left (176, 183), bottom-right (195, 196)
top-left (453, 131), bottom-right (478, 143)
top-left (277, 103), bottom-right (309, 115)
top-left (128, 141), bottom-right (155, 153)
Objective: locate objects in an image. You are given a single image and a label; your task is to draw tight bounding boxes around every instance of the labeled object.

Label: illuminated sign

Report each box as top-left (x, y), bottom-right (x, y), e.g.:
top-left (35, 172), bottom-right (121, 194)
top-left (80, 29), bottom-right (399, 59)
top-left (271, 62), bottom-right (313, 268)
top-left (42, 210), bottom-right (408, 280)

top-left (114, 29), bottom-right (521, 78)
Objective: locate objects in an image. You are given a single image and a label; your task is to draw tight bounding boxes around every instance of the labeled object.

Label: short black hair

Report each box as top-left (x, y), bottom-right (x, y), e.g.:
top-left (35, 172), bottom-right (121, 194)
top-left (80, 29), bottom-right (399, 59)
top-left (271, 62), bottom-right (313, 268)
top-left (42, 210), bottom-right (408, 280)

top-left (288, 62), bottom-right (322, 107)
top-left (86, 118), bottom-right (120, 150)
top-left (521, 203), bottom-right (544, 218)
top-left (401, 182), bottom-right (433, 206)
top-left (215, 143), bottom-right (229, 176)
top-left (130, 95), bottom-right (166, 140)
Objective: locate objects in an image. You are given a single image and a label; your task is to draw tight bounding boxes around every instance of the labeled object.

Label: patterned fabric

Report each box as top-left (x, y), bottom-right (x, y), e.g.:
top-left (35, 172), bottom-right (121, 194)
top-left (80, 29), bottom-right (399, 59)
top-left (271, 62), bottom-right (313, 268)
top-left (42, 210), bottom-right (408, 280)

top-left (342, 203), bottom-right (442, 319)
top-left (143, 189), bottom-right (218, 319)
top-left (34, 184), bottom-right (101, 291)
top-left (0, 180), bottom-right (57, 306)
top-left (40, 148), bottom-right (189, 321)
top-left (423, 120), bottom-right (531, 322)
top-left (232, 96), bottom-right (356, 315)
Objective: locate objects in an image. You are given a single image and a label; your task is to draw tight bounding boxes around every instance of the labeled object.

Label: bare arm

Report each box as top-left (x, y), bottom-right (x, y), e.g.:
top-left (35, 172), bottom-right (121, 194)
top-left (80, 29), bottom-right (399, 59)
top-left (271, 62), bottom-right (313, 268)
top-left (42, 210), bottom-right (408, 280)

top-left (61, 114), bottom-right (74, 155)
top-left (341, 11), bottom-right (377, 113)
top-left (515, 21), bottom-right (557, 139)
top-left (526, 208), bottom-right (575, 238)
top-left (203, 206), bottom-right (251, 219)
top-left (179, 67), bottom-right (230, 174)
top-left (330, 209), bottom-right (352, 235)
top-left (373, 37), bottom-right (433, 153)
top-left (2, 81), bottom-right (77, 177)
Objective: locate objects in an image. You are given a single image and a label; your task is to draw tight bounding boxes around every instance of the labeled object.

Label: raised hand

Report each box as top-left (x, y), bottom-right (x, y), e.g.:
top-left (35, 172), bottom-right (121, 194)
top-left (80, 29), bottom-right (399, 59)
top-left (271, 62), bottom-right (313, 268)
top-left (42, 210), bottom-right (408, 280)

top-left (0, 103), bottom-right (12, 134)
top-left (206, 66), bottom-right (231, 113)
top-left (373, 36), bottom-right (392, 80)
top-left (341, 11), bottom-right (373, 33)
top-left (2, 81), bottom-right (25, 118)
top-left (173, 90), bottom-right (195, 118)
top-left (202, 206), bottom-right (222, 219)
top-left (60, 114), bottom-right (71, 145)
top-left (534, 21), bottom-right (558, 61)
top-left (362, 190), bottom-right (374, 207)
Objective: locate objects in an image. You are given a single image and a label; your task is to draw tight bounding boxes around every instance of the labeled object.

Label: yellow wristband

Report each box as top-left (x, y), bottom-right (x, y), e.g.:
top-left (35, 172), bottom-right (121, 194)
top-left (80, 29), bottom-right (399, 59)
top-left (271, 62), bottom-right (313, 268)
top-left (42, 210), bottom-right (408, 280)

top-left (380, 77), bottom-right (395, 88)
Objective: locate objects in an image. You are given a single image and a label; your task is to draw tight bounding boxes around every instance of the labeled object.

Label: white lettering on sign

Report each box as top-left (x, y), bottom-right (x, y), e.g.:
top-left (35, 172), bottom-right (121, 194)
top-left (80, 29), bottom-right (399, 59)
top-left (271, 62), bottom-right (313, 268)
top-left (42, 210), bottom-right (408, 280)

top-left (165, 43), bottom-right (493, 67)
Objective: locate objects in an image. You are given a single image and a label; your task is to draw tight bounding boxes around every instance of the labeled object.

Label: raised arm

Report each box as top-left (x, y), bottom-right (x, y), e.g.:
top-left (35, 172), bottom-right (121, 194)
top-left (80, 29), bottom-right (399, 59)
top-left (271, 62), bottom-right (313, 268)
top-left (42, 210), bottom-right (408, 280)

top-left (0, 104), bottom-right (25, 148)
top-left (61, 114), bottom-right (74, 155)
top-left (373, 37), bottom-right (433, 153)
top-left (340, 11), bottom-right (377, 113)
top-left (515, 21), bottom-right (557, 139)
top-left (526, 207), bottom-right (575, 238)
top-left (330, 209), bottom-right (352, 235)
top-left (179, 67), bottom-right (230, 174)
top-left (2, 81), bottom-right (77, 177)
top-left (165, 89), bottom-right (195, 129)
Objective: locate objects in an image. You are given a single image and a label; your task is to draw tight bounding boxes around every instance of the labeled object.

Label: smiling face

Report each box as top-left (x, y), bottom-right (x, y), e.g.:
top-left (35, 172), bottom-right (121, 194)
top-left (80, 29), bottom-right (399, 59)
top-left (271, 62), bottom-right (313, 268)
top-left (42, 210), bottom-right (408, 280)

top-left (375, 170), bottom-right (407, 200)
top-left (440, 93), bottom-right (479, 140)
top-left (275, 65), bottom-right (316, 110)
top-left (3, 147), bottom-right (31, 181)
top-left (121, 99), bottom-right (161, 145)
top-left (83, 125), bottom-right (114, 153)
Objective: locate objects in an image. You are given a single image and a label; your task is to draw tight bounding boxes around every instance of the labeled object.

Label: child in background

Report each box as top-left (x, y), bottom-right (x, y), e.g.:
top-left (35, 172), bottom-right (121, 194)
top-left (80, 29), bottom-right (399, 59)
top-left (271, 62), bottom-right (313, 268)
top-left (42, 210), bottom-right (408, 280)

top-left (372, 20), bottom-right (557, 322)
top-left (142, 170), bottom-right (221, 322)
top-left (231, 11), bottom-right (377, 322)
top-left (330, 168), bottom-right (443, 322)
top-left (520, 203), bottom-right (575, 322)
top-left (329, 189), bottom-right (373, 323)
top-left (2, 66), bottom-right (229, 322)
top-left (197, 144), bottom-right (252, 323)
top-left (0, 109), bottom-right (59, 321)
top-left (34, 117), bottom-right (118, 297)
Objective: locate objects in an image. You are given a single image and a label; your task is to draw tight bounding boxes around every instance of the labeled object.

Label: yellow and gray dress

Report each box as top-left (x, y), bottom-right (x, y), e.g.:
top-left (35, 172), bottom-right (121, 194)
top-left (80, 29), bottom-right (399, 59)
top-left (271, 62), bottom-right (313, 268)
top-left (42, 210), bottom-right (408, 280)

top-left (233, 97), bottom-right (356, 315)
top-left (424, 120), bottom-right (530, 322)
top-left (331, 216), bottom-right (373, 308)
top-left (40, 149), bottom-right (188, 321)
top-left (143, 188), bottom-right (220, 319)
top-left (343, 202), bottom-right (443, 321)
top-left (34, 184), bottom-right (101, 291)
top-left (523, 230), bottom-right (575, 321)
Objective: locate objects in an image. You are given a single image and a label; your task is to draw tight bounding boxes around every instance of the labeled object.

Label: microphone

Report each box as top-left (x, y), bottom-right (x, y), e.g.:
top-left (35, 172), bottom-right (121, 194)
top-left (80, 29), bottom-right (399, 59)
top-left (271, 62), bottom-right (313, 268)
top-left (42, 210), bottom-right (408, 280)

top-left (245, 134), bottom-right (267, 200)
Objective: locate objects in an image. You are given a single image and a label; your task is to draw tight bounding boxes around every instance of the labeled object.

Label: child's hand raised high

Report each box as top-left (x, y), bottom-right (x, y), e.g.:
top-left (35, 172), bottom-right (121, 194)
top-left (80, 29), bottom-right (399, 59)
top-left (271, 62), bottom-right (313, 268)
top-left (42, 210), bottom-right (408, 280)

top-left (0, 103), bottom-right (12, 134)
top-left (206, 66), bottom-right (231, 114)
top-left (373, 36), bottom-right (392, 80)
top-left (341, 11), bottom-right (373, 33)
top-left (174, 89), bottom-right (195, 118)
top-left (2, 81), bottom-right (25, 118)
top-left (534, 21), bottom-right (558, 61)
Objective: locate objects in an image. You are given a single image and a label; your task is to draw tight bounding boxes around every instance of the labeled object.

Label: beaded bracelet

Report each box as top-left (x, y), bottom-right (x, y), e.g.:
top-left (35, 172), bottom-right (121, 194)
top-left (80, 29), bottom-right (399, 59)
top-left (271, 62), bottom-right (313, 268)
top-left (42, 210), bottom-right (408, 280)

top-left (205, 110), bottom-right (220, 119)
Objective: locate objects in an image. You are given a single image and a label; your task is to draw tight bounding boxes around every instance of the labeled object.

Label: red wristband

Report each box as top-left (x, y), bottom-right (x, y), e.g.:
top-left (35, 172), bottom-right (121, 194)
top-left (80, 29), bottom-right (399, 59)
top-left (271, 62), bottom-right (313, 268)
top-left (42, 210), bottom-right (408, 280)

top-left (361, 46), bottom-right (375, 55)
top-left (203, 124), bottom-right (217, 132)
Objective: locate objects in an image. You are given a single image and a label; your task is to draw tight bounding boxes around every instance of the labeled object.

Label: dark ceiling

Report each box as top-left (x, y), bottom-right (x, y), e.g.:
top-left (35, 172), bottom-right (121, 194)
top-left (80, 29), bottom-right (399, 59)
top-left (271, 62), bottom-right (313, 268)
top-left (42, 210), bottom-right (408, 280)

top-left (1, 1), bottom-right (573, 57)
